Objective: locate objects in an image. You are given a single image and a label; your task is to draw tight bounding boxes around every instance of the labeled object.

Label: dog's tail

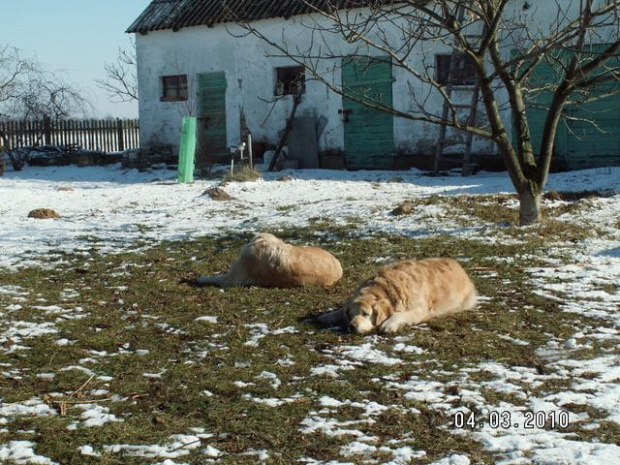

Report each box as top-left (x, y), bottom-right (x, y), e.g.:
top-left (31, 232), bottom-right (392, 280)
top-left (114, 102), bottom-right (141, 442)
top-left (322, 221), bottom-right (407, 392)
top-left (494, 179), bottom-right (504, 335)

top-left (195, 275), bottom-right (225, 287)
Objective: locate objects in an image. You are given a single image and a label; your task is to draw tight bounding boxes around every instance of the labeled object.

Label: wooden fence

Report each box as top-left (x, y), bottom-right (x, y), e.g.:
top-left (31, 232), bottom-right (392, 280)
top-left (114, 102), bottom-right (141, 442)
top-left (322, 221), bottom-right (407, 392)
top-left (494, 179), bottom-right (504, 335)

top-left (0, 118), bottom-right (140, 153)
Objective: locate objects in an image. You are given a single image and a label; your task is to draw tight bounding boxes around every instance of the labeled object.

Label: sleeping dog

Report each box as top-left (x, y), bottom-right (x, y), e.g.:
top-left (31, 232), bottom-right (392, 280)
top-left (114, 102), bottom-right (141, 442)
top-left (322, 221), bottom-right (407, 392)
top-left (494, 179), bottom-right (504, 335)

top-left (197, 233), bottom-right (343, 288)
top-left (318, 258), bottom-right (477, 333)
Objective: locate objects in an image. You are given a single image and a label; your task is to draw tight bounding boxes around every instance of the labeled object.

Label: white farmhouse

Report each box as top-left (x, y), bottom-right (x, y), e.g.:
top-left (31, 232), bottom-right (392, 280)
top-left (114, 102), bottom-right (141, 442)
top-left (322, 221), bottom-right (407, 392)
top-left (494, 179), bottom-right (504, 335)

top-left (127, 0), bottom-right (620, 172)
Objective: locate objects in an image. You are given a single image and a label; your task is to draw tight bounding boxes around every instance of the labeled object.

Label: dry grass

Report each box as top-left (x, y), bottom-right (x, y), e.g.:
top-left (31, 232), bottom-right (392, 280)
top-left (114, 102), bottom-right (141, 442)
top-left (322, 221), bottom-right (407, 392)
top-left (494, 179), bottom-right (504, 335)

top-left (27, 208), bottom-right (61, 219)
top-left (0, 224), bottom-right (613, 463)
top-left (222, 165), bottom-right (262, 183)
top-left (205, 187), bottom-right (235, 201)
top-left (0, 190), bottom-right (617, 464)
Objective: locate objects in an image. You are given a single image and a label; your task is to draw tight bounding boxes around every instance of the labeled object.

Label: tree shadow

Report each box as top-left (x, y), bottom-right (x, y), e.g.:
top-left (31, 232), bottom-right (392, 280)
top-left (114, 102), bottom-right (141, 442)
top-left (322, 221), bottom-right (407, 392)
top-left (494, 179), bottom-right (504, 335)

top-left (596, 248), bottom-right (620, 259)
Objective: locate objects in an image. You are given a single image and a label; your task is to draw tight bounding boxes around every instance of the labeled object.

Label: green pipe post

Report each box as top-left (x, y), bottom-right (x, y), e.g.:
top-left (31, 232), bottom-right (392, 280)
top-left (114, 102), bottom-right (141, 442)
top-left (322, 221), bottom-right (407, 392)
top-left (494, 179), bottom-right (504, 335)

top-left (178, 116), bottom-right (197, 183)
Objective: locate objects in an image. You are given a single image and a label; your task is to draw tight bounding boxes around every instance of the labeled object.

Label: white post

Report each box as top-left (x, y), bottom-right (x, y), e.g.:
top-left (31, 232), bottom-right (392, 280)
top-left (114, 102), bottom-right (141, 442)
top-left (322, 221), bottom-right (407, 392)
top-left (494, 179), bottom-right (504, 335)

top-left (248, 133), bottom-right (253, 168)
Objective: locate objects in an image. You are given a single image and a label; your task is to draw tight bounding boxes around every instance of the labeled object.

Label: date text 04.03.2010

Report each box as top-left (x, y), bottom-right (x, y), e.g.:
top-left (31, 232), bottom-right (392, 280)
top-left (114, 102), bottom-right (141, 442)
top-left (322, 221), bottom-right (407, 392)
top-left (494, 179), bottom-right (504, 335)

top-left (453, 410), bottom-right (570, 430)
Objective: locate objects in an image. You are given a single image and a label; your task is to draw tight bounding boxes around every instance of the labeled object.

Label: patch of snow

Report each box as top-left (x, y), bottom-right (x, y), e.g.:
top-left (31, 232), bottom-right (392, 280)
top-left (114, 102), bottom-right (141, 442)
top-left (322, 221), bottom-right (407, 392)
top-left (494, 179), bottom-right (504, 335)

top-left (0, 440), bottom-right (57, 464)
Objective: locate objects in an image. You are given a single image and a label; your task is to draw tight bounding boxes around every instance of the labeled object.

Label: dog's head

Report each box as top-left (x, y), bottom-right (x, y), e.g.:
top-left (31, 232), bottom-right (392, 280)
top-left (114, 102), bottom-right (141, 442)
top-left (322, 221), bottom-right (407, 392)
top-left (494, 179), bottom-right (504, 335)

top-left (344, 292), bottom-right (393, 334)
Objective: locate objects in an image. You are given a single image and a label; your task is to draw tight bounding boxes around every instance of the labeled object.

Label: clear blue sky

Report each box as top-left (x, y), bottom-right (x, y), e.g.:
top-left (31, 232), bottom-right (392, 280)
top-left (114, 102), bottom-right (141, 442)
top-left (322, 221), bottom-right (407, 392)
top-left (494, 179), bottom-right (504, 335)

top-left (3, 0), bottom-right (152, 118)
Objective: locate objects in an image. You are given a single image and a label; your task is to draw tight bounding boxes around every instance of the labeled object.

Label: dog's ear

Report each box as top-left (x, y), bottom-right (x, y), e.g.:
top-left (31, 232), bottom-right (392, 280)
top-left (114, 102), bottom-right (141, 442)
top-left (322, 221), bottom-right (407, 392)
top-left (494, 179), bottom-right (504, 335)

top-left (317, 306), bottom-right (347, 327)
top-left (373, 300), bottom-right (393, 326)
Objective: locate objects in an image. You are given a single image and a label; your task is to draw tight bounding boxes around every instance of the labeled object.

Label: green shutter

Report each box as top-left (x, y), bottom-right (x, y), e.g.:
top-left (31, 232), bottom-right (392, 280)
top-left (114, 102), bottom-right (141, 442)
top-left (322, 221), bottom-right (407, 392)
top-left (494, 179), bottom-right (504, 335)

top-left (342, 57), bottom-right (394, 169)
top-left (197, 72), bottom-right (228, 164)
top-left (520, 45), bottom-right (620, 170)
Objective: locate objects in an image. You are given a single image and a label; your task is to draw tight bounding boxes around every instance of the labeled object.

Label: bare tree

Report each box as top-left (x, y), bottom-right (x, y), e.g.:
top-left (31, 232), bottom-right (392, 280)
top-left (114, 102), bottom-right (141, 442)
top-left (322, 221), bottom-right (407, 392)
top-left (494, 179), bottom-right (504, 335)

top-left (96, 41), bottom-right (138, 103)
top-left (234, 0), bottom-right (620, 225)
top-left (0, 44), bottom-right (90, 171)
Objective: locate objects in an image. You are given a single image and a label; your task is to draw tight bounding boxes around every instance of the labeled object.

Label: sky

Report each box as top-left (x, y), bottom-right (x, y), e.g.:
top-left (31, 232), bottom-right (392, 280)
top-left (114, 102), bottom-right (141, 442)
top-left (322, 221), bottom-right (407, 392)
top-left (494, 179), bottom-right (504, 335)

top-left (3, 0), bottom-right (152, 119)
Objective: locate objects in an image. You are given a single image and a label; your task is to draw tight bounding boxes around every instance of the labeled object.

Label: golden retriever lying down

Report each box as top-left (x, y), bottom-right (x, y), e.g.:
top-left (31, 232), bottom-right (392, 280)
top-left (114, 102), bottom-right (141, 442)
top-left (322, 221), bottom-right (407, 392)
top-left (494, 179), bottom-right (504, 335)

top-left (318, 258), bottom-right (477, 334)
top-left (196, 233), bottom-right (343, 288)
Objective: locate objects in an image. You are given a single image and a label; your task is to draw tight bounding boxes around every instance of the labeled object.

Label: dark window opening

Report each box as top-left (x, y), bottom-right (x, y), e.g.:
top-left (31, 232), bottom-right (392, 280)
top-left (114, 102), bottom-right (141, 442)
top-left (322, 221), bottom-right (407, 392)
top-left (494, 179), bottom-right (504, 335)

top-left (436, 54), bottom-right (477, 86)
top-left (161, 74), bottom-right (188, 101)
top-left (275, 66), bottom-right (305, 96)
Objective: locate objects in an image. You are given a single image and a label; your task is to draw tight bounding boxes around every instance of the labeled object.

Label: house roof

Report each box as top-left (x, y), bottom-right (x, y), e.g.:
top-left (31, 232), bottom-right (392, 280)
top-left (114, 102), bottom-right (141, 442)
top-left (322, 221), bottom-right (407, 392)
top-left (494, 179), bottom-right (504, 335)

top-left (126, 0), bottom-right (396, 34)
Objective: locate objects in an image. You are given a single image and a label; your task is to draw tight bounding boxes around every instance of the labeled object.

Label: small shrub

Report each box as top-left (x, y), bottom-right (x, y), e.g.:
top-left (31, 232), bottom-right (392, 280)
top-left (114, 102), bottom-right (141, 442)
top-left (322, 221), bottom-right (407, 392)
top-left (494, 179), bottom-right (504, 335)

top-left (6, 146), bottom-right (33, 171)
top-left (222, 165), bottom-right (262, 183)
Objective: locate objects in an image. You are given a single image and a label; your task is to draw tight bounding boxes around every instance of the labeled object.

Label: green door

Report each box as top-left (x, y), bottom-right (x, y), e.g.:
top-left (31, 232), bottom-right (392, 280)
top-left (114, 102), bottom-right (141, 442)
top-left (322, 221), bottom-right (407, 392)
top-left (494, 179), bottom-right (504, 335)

top-left (522, 45), bottom-right (620, 170)
top-left (560, 96), bottom-right (620, 171)
top-left (197, 72), bottom-right (227, 166)
top-left (341, 57), bottom-right (394, 169)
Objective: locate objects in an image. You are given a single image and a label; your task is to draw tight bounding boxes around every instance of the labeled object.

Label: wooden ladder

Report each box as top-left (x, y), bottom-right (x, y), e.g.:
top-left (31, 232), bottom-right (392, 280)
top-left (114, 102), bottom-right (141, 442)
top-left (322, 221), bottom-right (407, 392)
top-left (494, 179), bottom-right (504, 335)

top-left (433, 3), bottom-right (484, 177)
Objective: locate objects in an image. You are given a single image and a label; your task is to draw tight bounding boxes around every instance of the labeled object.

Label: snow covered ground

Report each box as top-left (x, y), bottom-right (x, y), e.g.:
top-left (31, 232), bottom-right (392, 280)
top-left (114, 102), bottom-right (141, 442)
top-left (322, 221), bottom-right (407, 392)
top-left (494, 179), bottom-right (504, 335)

top-left (0, 163), bottom-right (619, 464)
top-left (1, 163), bottom-right (618, 271)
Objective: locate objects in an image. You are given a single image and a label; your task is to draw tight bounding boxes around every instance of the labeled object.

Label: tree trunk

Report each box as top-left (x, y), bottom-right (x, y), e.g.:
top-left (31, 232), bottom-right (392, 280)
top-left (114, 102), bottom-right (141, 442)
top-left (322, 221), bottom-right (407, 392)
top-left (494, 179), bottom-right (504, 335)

top-left (518, 186), bottom-right (542, 226)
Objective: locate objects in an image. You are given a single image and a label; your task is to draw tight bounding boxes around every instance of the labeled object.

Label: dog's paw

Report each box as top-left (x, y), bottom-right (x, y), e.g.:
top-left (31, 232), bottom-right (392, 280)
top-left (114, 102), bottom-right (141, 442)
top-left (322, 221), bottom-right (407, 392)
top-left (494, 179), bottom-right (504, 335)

top-left (378, 318), bottom-right (402, 334)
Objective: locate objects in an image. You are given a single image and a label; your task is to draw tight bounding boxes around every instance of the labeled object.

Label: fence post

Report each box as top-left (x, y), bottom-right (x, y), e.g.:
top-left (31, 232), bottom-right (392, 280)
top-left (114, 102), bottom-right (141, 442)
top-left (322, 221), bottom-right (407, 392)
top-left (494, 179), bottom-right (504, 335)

top-left (117, 118), bottom-right (125, 152)
top-left (43, 116), bottom-right (52, 146)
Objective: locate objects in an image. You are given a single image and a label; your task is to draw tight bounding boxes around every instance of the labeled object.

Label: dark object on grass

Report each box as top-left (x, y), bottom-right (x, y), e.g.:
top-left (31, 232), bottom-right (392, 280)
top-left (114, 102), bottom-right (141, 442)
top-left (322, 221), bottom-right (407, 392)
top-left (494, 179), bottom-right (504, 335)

top-left (391, 201), bottom-right (414, 216)
top-left (28, 208), bottom-right (61, 219)
top-left (205, 187), bottom-right (235, 201)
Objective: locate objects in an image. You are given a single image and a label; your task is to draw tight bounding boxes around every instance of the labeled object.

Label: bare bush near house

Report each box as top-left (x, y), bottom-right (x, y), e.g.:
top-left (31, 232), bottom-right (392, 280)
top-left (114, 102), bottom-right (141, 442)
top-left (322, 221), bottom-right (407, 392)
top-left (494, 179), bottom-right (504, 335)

top-left (4, 147), bottom-right (31, 172)
top-left (0, 44), bottom-right (90, 171)
top-left (235, 0), bottom-right (620, 225)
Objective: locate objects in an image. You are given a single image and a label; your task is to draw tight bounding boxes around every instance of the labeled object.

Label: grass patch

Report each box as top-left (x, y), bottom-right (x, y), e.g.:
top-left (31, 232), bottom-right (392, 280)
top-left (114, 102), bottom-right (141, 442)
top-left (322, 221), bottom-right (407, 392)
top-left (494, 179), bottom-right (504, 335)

top-left (0, 228), bottom-right (616, 464)
top-left (276, 204), bottom-right (297, 213)
top-left (222, 165), bottom-right (262, 183)
top-left (382, 193), bottom-right (598, 248)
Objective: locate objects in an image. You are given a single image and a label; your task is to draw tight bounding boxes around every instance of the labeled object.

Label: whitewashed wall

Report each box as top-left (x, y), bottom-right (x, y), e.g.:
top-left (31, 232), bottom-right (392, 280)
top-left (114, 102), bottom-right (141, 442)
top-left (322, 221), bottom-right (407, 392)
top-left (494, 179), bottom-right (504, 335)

top-left (134, 7), bottom-right (489, 158)
top-left (133, 0), bottom-right (612, 160)
top-left (135, 15), bottom-right (354, 155)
